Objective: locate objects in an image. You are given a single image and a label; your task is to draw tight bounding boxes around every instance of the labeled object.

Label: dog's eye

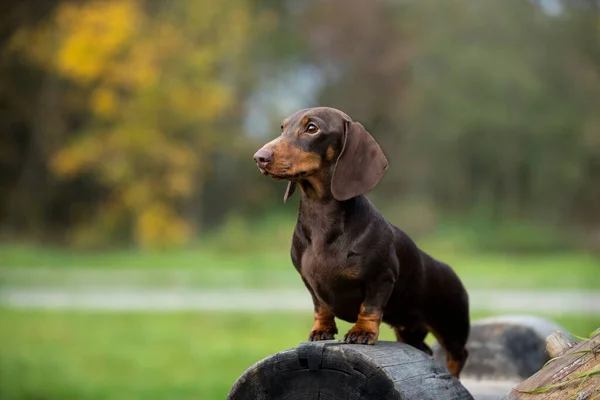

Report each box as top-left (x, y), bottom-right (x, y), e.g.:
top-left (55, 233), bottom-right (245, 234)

top-left (306, 123), bottom-right (318, 134)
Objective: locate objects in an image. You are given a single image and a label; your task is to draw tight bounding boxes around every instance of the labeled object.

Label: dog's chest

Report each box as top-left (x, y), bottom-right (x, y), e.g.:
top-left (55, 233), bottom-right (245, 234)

top-left (301, 242), bottom-right (363, 307)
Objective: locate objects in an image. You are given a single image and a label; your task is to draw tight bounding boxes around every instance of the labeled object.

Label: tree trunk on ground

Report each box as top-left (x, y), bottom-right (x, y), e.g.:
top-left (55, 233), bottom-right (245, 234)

top-left (228, 340), bottom-right (473, 400)
top-left (504, 331), bottom-right (600, 399)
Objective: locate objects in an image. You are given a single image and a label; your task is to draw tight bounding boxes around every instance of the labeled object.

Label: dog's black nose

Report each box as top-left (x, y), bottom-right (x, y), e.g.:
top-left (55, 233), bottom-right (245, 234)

top-left (253, 149), bottom-right (273, 169)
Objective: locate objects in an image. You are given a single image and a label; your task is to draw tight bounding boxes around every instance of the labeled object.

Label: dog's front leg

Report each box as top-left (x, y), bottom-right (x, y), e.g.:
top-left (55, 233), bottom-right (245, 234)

top-left (344, 276), bottom-right (394, 345)
top-left (302, 278), bottom-right (338, 341)
top-left (309, 305), bottom-right (337, 341)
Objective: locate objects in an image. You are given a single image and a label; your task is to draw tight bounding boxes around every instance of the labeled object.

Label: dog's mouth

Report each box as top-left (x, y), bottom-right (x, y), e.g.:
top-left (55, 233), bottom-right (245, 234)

top-left (255, 160), bottom-right (317, 180)
top-left (258, 167), bottom-right (311, 181)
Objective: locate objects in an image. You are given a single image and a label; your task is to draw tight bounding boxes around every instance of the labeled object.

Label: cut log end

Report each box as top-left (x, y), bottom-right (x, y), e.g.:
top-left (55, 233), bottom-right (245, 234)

top-left (545, 330), bottom-right (577, 358)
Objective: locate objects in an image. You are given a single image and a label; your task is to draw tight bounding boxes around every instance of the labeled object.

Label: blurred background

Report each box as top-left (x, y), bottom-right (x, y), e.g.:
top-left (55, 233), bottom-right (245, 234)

top-left (0, 0), bottom-right (598, 399)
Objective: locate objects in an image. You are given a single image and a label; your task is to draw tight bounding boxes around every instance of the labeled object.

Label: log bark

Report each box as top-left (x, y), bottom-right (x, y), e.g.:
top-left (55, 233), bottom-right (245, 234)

top-left (504, 331), bottom-right (600, 400)
top-left (228, 340), bottom-right (473, 400)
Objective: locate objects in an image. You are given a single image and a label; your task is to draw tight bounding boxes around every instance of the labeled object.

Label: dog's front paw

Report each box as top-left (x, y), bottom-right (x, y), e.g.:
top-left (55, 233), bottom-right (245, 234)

top-left (309, 329), bottom-right (336, 341)
top-left (344, 325), bottom-right (379, 345)
top-left (308, 322), bottom-right (338, 341)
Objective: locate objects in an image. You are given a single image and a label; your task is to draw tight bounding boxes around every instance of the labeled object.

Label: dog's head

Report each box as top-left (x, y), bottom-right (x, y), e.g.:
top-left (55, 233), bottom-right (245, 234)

top-left (253, 107), bottom-right (388, 202)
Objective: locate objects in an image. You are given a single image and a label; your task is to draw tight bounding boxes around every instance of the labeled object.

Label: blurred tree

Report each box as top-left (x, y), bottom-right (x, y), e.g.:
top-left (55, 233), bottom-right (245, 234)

top-left (404, 0), bottom-right (600, 230)
top-left (557, 0), bottom-right (600, 237)
top-left (0, 0), bottom-right (598, 250)
top-left (300, 0), bottom-right (413, 196)
top-left (0, 0), bottom-right (64, 240)
top-left (299, 0), bottom-right (600, 241)
top-left (4, 0), bottom-right (271, 247)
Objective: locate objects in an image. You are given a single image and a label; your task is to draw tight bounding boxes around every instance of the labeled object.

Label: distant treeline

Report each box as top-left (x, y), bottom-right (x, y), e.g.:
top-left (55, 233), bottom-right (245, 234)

top-left (1, 0), bottom-right (599, 249)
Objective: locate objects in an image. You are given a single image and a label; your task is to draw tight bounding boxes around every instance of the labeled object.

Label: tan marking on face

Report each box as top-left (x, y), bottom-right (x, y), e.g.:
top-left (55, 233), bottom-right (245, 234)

top-left (263, 138), bottom-right (321, 177)
top-left (303, 175), bottom-right (323, 199)
top-left (301, 117), bottom-right (310, 126)
top-left (282, 119), bottom-right (289, 129)
top-left (326, 146), bottom-right (335, 161)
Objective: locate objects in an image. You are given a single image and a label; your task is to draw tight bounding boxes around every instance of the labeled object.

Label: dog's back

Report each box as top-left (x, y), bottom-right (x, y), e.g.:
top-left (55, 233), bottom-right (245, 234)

top-left (253, 106), bottom-right (470, 377)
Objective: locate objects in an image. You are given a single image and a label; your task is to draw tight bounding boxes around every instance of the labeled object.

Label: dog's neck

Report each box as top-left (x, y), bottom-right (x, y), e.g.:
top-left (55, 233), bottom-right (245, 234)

top-left (297, 169), bottom-right (334, 201)
top-left (297, 174), bottom-right (365, 234)
top-left (296, 191), bottom-right (371, 250)
top-left (299, 195), bottom-right (349, 242)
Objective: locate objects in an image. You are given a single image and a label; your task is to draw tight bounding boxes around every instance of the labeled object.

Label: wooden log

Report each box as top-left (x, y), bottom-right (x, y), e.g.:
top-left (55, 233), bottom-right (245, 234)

top-left (228, 340), bottom-right (473, 400)
top-left (545, 331), bottom-right (577, 358)
top-left (503, 331), bottom-right (600, 400)
top-left (432, 315), bottom-right (575, 381)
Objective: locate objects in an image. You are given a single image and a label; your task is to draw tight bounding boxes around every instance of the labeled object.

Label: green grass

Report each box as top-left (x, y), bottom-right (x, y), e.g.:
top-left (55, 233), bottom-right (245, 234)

top-left (0, 309), bottom-right (597, 400)
top-left (1, 242), bottom-right (599, 290)
top-left (1, 218), bottom-right (597, 398)
top-left (0, 243), bottom-right (289, 270)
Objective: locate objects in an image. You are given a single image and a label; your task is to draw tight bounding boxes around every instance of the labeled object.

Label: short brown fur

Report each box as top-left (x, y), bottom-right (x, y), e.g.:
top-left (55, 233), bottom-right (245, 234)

top-left (309, 307), bottom-right (338, 341)
top-left (326, 145), bottom-right (335, 160)
top-left (253, 107), bottom-right (470, 378)
top-left (257, 138), bottom-right (321, 179)
top-left (344, 304), bottom-right (382, 345)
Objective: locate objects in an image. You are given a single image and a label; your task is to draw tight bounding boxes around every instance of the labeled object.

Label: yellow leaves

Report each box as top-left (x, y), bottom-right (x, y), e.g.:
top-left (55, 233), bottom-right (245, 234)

top-left (224, 8), bottom-right (251, 49)
top-left (8, 0), bottom-right (141, 86)
top-left (91, 88), bottom-right (118, 117)
top-left (8, 0), bottom-right (140, 84)
top-left (187, 48), bottom-right (217, 75)
top-left (167, 173), bottom-right (193, 197)
top-left (52, 128), bottom-right (198, 248)
top-left (51, 147), bottom-right (84, 179)
top-left (136, 203), bottom-right (190, 248)
top-left (167, 79), bottom-right (232, 120)
top-left (108, 41), bottom-right (160, 90)
top-left (51, 135), bottom-right (103, 178)
top-left (163, 146), bottom-right (198, 171)
top-left (10, 0), bottom-right (261, 248)
top-left (54, 0), bottom-right (139, 84)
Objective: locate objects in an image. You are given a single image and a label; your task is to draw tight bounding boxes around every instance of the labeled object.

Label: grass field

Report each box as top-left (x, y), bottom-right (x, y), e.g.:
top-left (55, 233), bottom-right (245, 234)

top-left (0, 309), bottom-right (598, 400)
top-left (1, 243), bottom-right (599, 290)
top-left (1, 220), bottom-right (599, 399)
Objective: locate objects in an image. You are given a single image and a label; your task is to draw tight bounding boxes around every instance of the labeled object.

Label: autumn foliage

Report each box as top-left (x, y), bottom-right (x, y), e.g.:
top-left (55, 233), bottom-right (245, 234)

top-left (1, 0), bottom-right (599, 249)
top-left (3, 0), bottom-right (271, 247)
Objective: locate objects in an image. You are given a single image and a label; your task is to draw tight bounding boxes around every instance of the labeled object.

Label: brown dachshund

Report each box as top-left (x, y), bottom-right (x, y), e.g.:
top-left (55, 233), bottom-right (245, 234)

top-left (253, 107), bottom-right (470, 378)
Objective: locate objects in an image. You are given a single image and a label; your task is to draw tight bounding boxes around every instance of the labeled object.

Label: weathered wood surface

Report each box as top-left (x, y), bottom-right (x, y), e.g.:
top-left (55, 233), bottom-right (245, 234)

top-left (228, 316), bottom-right (581, 399)
top-left (433, 315), bottom-right (575, 381)
top-left (228, 340), bottom-right (473, 400)
top-left (504, 331), bottom-right (600, 400)
top-left (545, 330), bottom-right (577, 358)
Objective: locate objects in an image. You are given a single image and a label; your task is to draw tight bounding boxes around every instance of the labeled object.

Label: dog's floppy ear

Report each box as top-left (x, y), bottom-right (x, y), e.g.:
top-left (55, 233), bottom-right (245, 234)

top-left (283, 181), bottom-right (297, 203)
top-left (331, 121), bottom-right (388, 201)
